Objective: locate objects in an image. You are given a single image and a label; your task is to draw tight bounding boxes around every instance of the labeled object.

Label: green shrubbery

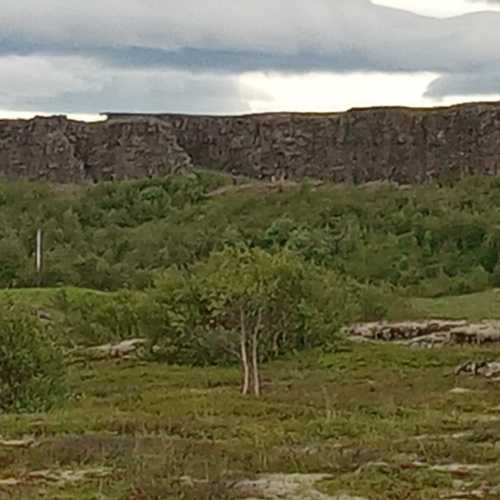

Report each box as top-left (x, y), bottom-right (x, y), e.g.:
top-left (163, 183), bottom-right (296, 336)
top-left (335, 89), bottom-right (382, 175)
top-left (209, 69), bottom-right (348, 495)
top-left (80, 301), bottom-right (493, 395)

top-left (45, 247), bottom-right (380, 393)
top-left (3, 173), bottom-right (500, 297)
top-left (6, 172), bottom-right (500, 404)
top-left (132, 247), bottom-right (359, 393)
top-left (0, 245), bottom-right (414, 404)
top-left (0, 304), bottom-right (66, 413)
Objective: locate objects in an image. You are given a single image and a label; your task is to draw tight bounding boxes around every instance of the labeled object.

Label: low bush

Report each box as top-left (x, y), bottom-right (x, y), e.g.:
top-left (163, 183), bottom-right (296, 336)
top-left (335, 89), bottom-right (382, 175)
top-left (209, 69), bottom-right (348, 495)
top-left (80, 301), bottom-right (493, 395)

top-left (0, 304), bottom-right (66, 413)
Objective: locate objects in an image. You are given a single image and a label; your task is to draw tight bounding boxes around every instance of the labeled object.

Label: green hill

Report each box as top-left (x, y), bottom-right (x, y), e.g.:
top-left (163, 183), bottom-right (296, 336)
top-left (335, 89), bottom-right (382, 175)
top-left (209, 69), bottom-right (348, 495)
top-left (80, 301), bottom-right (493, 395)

top-left (2, 173), bottom-right (500, 299)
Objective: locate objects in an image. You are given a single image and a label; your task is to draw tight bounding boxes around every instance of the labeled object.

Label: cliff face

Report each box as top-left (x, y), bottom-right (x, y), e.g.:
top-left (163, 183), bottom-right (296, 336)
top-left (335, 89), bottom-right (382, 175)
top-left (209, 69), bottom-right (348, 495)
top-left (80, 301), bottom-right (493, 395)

top-left (2, 102), bottom-right (500, 184)
top-left (0, 116), bottom-right (191, 183)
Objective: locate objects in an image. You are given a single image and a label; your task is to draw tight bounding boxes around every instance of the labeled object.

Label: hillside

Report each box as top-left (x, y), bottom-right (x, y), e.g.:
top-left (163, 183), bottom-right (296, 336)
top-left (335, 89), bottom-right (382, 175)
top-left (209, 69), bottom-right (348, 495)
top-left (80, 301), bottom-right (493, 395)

top-left (2, 176), bottom-right (500, 499)
top-left (1, 101), bottom-right (500, 184)
top-left (2, 173), bottom-right (500, 300)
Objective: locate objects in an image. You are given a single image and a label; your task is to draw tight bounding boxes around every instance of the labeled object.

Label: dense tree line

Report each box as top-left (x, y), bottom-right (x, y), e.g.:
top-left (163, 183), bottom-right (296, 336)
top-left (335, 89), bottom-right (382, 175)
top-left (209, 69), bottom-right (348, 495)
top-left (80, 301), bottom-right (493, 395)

top-left (1, 172), bottom-right (500, 297)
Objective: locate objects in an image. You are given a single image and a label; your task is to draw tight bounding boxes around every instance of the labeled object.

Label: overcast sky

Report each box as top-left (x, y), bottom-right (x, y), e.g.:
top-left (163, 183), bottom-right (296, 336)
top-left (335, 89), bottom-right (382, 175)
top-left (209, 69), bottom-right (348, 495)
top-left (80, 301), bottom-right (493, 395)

top-left (1, 0), bottom-right (500, 120)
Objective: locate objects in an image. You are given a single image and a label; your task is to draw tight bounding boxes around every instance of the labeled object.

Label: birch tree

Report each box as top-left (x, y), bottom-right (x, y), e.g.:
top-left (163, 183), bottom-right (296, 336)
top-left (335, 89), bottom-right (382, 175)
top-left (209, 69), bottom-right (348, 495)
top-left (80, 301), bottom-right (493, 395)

top-left (197, 246), bottom-right (309, 396)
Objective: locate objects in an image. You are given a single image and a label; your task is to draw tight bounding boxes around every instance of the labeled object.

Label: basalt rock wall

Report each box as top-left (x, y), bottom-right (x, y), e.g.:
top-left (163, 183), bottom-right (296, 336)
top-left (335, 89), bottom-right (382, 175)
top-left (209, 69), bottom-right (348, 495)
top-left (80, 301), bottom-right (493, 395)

top-left (156, 103), bottom-right (500, 183)
top-left (0, 116), bottom-right (192, 183)
top-left (2, 102), bottom-right (500, 184)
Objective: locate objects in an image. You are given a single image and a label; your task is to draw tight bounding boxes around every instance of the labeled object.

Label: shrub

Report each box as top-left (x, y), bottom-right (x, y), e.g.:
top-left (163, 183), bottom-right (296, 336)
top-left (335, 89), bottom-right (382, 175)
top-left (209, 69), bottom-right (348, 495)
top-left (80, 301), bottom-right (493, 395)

top-left (0, 305), bottom-right (66, 413)
top-left (137, 268), bottom-right (205, 364)
top-left (52, 289), bottom-right (141, 346)
top-left (147, 247), bottom-right (358, 395)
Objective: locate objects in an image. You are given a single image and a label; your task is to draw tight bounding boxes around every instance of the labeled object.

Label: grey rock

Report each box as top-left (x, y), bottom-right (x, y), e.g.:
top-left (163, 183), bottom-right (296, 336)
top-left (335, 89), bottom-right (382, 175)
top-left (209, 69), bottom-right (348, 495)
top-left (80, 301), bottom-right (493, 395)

top-left (3, 101), bottom-right (500, 184)
top-left (346, 320), bottom-right (500, 347)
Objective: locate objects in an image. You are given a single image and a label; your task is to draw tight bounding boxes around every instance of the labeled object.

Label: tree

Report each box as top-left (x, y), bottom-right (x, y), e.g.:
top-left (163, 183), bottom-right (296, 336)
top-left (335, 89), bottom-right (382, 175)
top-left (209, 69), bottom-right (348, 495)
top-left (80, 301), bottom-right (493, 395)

top-left (195, 247), bottom-right (335, 396)
top-left (145, 247), bottom-right (356, 395)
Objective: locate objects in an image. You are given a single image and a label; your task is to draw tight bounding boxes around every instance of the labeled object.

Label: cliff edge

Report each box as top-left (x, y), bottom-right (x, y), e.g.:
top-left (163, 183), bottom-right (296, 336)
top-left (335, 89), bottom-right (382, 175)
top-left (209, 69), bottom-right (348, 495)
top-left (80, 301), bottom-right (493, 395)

top-left (1, 101), bottom-right (500, 184)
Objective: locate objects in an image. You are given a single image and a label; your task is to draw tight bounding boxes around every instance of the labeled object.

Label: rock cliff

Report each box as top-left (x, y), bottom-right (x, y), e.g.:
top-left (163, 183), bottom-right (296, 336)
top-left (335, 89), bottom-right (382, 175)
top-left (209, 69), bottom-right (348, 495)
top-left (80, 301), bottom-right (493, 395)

top-left (0, 116), bottom-right (191, 183)
top-left (2, 101), bottom-right (500, 184)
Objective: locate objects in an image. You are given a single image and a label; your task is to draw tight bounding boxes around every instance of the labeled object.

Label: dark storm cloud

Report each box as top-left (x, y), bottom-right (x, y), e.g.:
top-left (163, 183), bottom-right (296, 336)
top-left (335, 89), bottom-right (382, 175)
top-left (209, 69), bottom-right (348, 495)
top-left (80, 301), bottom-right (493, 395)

top-left (0, 56), bottom-right (269, 114)
top-left (1, 0), bottom-right (500, 112)
top-left (2, 0), bottom-right (500, 72)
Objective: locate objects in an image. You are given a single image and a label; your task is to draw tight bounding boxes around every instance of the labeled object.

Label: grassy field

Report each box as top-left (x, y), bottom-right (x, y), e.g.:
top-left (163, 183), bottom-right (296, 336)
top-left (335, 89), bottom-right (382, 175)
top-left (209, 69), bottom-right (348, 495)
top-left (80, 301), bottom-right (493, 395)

top-left (0, 287), bottom-right (111, 311)
top-left (1, 342), bottom-right (499, 499)
top-left (1, 288), bottom-right (500, 499)
top-left (3, 285), bottom-right (500, 322)
top-left (408, 288), bottom-right (500, 321)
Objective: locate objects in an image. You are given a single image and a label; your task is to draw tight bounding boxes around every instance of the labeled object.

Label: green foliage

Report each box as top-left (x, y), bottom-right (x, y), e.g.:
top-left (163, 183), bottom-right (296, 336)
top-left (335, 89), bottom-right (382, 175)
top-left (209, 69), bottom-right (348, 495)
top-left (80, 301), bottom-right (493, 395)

top-left (196, 246), bottom-right (313, 361)
top-left (144, 247), bottom-right (358, 368)
top-left (0, 304), bottom-right (66, 413)
top-left (137, 268), bottom-right (205, 364)
top-left (3, 174), bottom-right (500, 297)
top-left (51, 289), bottom-right (142, 346)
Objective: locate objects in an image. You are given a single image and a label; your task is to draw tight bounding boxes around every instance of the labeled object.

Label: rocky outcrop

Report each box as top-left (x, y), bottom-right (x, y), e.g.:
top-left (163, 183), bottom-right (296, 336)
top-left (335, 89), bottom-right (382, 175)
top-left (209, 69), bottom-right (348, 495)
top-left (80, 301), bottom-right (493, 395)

top-left (2, 101), bottom-right (500, 183)
top-left (346, 320), bottom-right (500, 347)
top-left (155, 102), bottom-right (500, 183)
top-left (455, 360), bottom-right (500, 378)
top-left (0, 116), bottom-right (192, 183)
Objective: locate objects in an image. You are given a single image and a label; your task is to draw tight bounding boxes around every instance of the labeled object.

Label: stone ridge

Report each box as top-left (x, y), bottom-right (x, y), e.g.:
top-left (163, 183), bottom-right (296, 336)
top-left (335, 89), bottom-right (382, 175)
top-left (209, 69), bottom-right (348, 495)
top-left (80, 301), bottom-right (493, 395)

top-left (1, 101), bottom-right (500, 184)
top-left (0, 115), bottom-right (192, 183)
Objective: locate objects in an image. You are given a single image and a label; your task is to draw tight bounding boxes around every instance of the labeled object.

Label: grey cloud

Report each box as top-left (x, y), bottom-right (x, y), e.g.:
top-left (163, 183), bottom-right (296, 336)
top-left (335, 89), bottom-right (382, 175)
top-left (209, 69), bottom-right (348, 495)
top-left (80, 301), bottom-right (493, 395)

top-left (424, 72), bottom-right (500, 97)
top-left (0, 55), bottom-right (267, 114)
top-left (2, 0), bottom-right (500, 73)
top-left (2, 0), bottom-right (500, 110)
top-left (0, 43), bottom-right (374, 74)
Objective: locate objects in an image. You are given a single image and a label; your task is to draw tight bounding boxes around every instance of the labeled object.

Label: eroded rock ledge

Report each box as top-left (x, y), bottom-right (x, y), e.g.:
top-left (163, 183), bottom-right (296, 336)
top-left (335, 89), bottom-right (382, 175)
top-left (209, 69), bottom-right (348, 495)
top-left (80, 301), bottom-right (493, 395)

top-left (346, 320), bottom-right (500, 347)
top-left (0, 116), bottom-right (192, 183)
top-left (2, 101), bottom-right (500, 183)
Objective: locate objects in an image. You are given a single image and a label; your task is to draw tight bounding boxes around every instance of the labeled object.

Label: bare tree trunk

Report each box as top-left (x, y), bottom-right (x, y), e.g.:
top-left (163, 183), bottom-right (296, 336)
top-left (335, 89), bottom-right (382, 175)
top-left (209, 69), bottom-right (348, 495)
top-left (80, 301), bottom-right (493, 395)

top-left (251, 308), bottom-right (263, 397)
top-left (240, 307), bottom-right (250, 395)
top-left (272, 331), bottom-right (281, 357)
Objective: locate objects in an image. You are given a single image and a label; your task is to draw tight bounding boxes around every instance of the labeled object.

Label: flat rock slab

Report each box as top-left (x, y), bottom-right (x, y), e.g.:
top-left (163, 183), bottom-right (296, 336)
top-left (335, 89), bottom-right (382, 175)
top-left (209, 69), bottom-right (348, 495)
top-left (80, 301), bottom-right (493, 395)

top-left (0, 467), bottom-right (111, 488)
top-left (428, 463), bottom-right (489, 475)
top-left (360, 461), bottom-right (492, 479)
top-left (234, 474), bottom-right (368, 500)
top-left (0, 438), bottom-right (36, 448)
top-left (84, 338), bottom-right (148, 358)
top-left (449, 387), bottom-right (478, 395)
top-left (455, 360), bottom-right (500, 378)
top-left (346, 320), bottom-right (500, 347)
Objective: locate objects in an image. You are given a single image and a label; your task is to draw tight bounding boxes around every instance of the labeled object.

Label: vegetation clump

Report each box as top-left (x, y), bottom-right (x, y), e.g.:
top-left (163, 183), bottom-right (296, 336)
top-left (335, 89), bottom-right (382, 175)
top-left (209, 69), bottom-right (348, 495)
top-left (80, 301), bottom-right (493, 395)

top-left (0, 304), bottom-right (66, 413)
top-left (141, 247), bottom-right (353, 394)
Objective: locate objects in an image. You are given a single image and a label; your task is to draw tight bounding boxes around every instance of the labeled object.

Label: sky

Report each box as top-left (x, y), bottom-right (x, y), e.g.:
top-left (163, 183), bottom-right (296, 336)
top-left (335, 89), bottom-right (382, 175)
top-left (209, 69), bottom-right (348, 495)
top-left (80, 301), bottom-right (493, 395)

top-left (1, 0), bottom-right (500, 120)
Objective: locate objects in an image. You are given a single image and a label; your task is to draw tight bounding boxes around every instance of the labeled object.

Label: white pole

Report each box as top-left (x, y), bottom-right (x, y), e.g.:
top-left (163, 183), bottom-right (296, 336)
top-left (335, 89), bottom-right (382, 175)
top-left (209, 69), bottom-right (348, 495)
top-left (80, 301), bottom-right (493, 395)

top-left (36, 228), bottom-right (43, 278)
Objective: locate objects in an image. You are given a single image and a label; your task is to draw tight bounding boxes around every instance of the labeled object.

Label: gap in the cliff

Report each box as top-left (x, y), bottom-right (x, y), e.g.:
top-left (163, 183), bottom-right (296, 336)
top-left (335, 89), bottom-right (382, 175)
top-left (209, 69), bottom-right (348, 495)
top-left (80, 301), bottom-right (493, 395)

top-left (240, 71), bottom-right (500, 114)
top-left (0, 110), bottom-right (105, 122)
top-left (372, 0), bottom-right (500, 18)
